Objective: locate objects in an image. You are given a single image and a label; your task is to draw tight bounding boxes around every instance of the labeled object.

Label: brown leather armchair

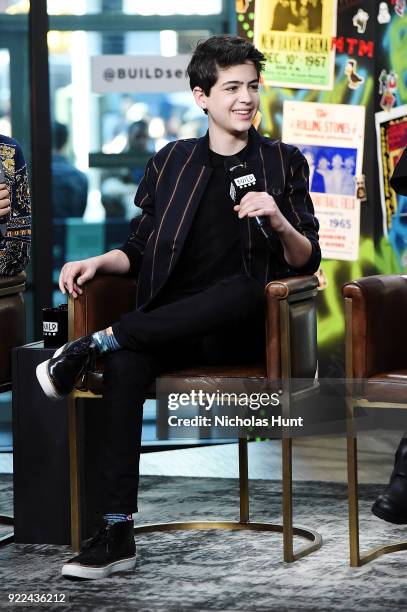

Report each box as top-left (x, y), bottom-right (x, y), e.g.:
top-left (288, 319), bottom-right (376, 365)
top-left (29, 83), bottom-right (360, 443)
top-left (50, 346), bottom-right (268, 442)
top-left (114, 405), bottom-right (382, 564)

top-left (343, 274), bottom-right (407, 566)
top-left (0, 273), bottom-right (26, 391)
top-left (0, 272), bottom-right (26, 541)
top-left (68, 273), bottom-right (322, 561)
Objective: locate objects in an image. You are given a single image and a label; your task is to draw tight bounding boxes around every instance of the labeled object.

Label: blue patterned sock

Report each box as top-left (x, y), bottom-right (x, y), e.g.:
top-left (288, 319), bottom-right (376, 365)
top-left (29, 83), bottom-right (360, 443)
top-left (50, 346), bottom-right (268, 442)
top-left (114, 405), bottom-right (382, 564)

top-left (103, 513), bottom-right (133, 525)
top-left (92, 329), bottom-right (121, 354)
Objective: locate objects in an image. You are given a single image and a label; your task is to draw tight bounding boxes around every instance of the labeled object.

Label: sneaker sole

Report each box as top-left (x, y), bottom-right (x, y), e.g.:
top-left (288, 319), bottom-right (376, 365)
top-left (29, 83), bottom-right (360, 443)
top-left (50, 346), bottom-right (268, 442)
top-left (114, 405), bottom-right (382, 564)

top-left (35, 344), bottom-right (68, 401)
top-left (61, 555), bottom-right (136, 580)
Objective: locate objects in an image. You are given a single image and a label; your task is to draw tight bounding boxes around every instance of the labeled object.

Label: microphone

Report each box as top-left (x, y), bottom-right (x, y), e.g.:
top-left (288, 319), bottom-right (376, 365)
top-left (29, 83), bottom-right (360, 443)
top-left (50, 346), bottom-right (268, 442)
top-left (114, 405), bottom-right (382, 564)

top-left (225, 156), bottom-right (271, 240)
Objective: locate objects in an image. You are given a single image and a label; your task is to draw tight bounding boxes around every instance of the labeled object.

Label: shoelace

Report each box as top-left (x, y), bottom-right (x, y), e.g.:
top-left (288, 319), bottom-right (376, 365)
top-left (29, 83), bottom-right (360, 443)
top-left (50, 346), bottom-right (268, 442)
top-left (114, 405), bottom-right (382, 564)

top-left (82, 524), bottom-right (111, 550)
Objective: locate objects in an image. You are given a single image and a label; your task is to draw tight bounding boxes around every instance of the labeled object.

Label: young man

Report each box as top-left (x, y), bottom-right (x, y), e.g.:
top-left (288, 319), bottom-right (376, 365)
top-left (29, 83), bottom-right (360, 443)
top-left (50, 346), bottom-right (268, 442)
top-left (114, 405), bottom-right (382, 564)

top-left (36, 35), bottom-right (320, 580)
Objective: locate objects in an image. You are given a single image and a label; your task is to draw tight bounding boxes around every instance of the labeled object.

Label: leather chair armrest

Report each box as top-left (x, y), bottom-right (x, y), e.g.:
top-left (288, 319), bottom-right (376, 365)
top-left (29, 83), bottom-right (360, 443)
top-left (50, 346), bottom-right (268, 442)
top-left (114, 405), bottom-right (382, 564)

top-left (266, 275), bottom-right (319, 300)
top-left (265, 275), bottom-right (318, 379)
top-left (343, 274), bottom-right (407, 378)
top-left (0, 272), bottom-right (26, 297)
top-left (69, 274), bottom-right (137, 339)
top-left (0, 272), bottom-right (26, 386)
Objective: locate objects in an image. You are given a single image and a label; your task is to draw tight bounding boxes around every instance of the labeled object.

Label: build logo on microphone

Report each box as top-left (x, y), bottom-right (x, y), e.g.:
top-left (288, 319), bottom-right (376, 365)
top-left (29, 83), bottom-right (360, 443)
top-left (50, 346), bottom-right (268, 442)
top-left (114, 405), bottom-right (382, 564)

top-left (234, 174), bottom-right (256, 188)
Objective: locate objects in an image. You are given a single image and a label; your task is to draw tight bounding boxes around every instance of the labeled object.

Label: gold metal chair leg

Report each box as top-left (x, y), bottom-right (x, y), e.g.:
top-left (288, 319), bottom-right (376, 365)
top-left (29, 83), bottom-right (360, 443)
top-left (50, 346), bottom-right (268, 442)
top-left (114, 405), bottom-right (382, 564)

top-left (239, 438), bottom-right (249, 523)
top-left (346, 407), bottom-right (407, 566)
top-left (133, 520), bottom-right (322, 558)
top-left (347, 432), bottom-right (360, 567)
top-left (68, 395), bottom-right (81, 552)
top-left (282, 437), bottom-right (294, 562)
top-left (133, 434), bottom-right (322, 562)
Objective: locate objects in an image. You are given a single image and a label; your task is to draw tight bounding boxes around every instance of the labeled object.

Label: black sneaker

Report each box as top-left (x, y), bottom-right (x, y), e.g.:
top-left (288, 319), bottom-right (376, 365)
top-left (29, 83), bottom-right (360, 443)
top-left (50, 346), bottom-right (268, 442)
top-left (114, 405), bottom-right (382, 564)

top-left (36, 334), bottom-right (98, 400)
top-left (62, 521), bottom-right (136, 580)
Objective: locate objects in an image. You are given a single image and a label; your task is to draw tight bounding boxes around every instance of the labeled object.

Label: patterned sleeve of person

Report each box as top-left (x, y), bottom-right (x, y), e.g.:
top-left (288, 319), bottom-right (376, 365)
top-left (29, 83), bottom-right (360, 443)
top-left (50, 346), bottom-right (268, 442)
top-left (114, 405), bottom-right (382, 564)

top-left (0, 135), bottom-right (31, 276)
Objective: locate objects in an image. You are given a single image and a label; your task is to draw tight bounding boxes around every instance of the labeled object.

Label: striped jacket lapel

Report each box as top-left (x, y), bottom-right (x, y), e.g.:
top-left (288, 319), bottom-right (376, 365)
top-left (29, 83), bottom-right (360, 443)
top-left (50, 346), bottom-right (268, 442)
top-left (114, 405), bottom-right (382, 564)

top-left (240, 128), bottom-right (287, 283)
top-left (148, 134), bottom-right (213, 300)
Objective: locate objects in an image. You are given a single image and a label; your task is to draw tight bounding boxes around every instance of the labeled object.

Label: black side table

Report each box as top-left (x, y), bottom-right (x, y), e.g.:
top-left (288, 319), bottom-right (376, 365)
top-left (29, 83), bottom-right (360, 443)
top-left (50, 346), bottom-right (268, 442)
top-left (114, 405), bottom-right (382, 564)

top-left (12, 342), bottom-right (104, 544)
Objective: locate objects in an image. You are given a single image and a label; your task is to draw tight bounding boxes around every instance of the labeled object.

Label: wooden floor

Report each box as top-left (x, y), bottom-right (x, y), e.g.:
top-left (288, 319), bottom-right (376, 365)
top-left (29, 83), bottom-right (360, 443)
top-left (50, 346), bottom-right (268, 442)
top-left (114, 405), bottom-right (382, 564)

top-left (140, 430), bottom-right (402, 484)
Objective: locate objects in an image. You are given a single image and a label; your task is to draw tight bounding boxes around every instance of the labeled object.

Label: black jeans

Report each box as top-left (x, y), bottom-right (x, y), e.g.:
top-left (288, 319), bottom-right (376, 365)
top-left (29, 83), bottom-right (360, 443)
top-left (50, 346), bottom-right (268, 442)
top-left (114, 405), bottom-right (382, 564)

top-left (102, 274), bottom-right (265, 513)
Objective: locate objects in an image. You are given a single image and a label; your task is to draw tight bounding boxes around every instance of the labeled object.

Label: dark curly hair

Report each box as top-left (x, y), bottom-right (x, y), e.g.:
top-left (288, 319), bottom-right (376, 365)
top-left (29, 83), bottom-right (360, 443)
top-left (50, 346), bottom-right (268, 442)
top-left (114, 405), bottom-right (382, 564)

top-left (187, 35), bottom-right (265, 102)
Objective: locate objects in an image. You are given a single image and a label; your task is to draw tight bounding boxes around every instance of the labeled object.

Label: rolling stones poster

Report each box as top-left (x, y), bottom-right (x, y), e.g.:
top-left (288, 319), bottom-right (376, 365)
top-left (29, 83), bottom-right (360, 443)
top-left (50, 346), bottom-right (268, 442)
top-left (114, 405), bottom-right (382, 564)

top-left (283, 100), bottom-right (365, 261)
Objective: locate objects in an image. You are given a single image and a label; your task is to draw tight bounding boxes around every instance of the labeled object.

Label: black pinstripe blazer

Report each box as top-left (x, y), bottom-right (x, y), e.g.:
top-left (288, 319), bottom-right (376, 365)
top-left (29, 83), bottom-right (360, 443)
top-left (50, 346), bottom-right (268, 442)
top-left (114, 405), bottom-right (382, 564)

top-left (119, 127), bottom-right (320, 310)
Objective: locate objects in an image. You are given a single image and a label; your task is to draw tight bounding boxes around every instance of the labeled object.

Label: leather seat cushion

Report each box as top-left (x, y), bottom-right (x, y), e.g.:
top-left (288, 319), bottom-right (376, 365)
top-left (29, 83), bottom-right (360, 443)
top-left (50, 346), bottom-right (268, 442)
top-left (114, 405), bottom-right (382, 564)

top-left (0, 294), bottom-right (25, 385)
top-left (363, 370), bottom-right (407, 403)
top-left (81, 363), bottom-right (268, 396)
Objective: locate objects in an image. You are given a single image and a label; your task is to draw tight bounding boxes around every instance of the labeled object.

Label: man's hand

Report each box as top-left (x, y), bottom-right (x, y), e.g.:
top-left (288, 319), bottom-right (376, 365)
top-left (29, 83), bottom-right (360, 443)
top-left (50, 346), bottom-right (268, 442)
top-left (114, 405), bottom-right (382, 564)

top-left (233, 191), bottom-right (287, 233)
top-left (58, 250), bottom-right (131, 298)
top-left (59, 259), bottom-right (98, 299)
top-left (0, 183), bottom-right (11, 218)
top-left (234, 190), bottom-right (312, 268)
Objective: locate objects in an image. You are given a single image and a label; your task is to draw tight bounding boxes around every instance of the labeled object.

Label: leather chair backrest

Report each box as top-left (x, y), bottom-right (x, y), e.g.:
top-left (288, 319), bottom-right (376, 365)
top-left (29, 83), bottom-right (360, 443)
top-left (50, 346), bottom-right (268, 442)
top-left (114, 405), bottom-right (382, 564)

top-left (289, 297), bottom-right (317, 379)
top-left (266, 277), bottom-right (318, 380)
top-left (0, 273), bottom-right (26, 387)
top-left (343, 275), bottom-right (407, 378)
top-left (71, 274), bottom-right (137, 339)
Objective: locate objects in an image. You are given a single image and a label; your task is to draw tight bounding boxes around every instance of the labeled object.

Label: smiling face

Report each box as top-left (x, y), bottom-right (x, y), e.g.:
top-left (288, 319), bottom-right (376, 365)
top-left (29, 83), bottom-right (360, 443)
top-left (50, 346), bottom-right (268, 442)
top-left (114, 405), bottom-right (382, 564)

top-left (193, 61), bottom-right (260, 145)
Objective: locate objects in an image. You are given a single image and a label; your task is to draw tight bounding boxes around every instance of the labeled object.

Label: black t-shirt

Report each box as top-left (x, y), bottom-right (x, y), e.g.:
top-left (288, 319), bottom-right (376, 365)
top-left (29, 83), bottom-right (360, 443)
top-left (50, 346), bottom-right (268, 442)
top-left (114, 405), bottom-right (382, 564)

top-left (156, 145), bottom-right (248, 305)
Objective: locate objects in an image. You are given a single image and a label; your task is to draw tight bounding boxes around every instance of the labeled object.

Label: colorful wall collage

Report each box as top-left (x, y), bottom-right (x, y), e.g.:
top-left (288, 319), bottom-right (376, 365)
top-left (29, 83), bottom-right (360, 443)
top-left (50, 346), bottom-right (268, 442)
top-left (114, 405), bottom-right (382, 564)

top-left (238, 0), bottom-right (407, 375)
